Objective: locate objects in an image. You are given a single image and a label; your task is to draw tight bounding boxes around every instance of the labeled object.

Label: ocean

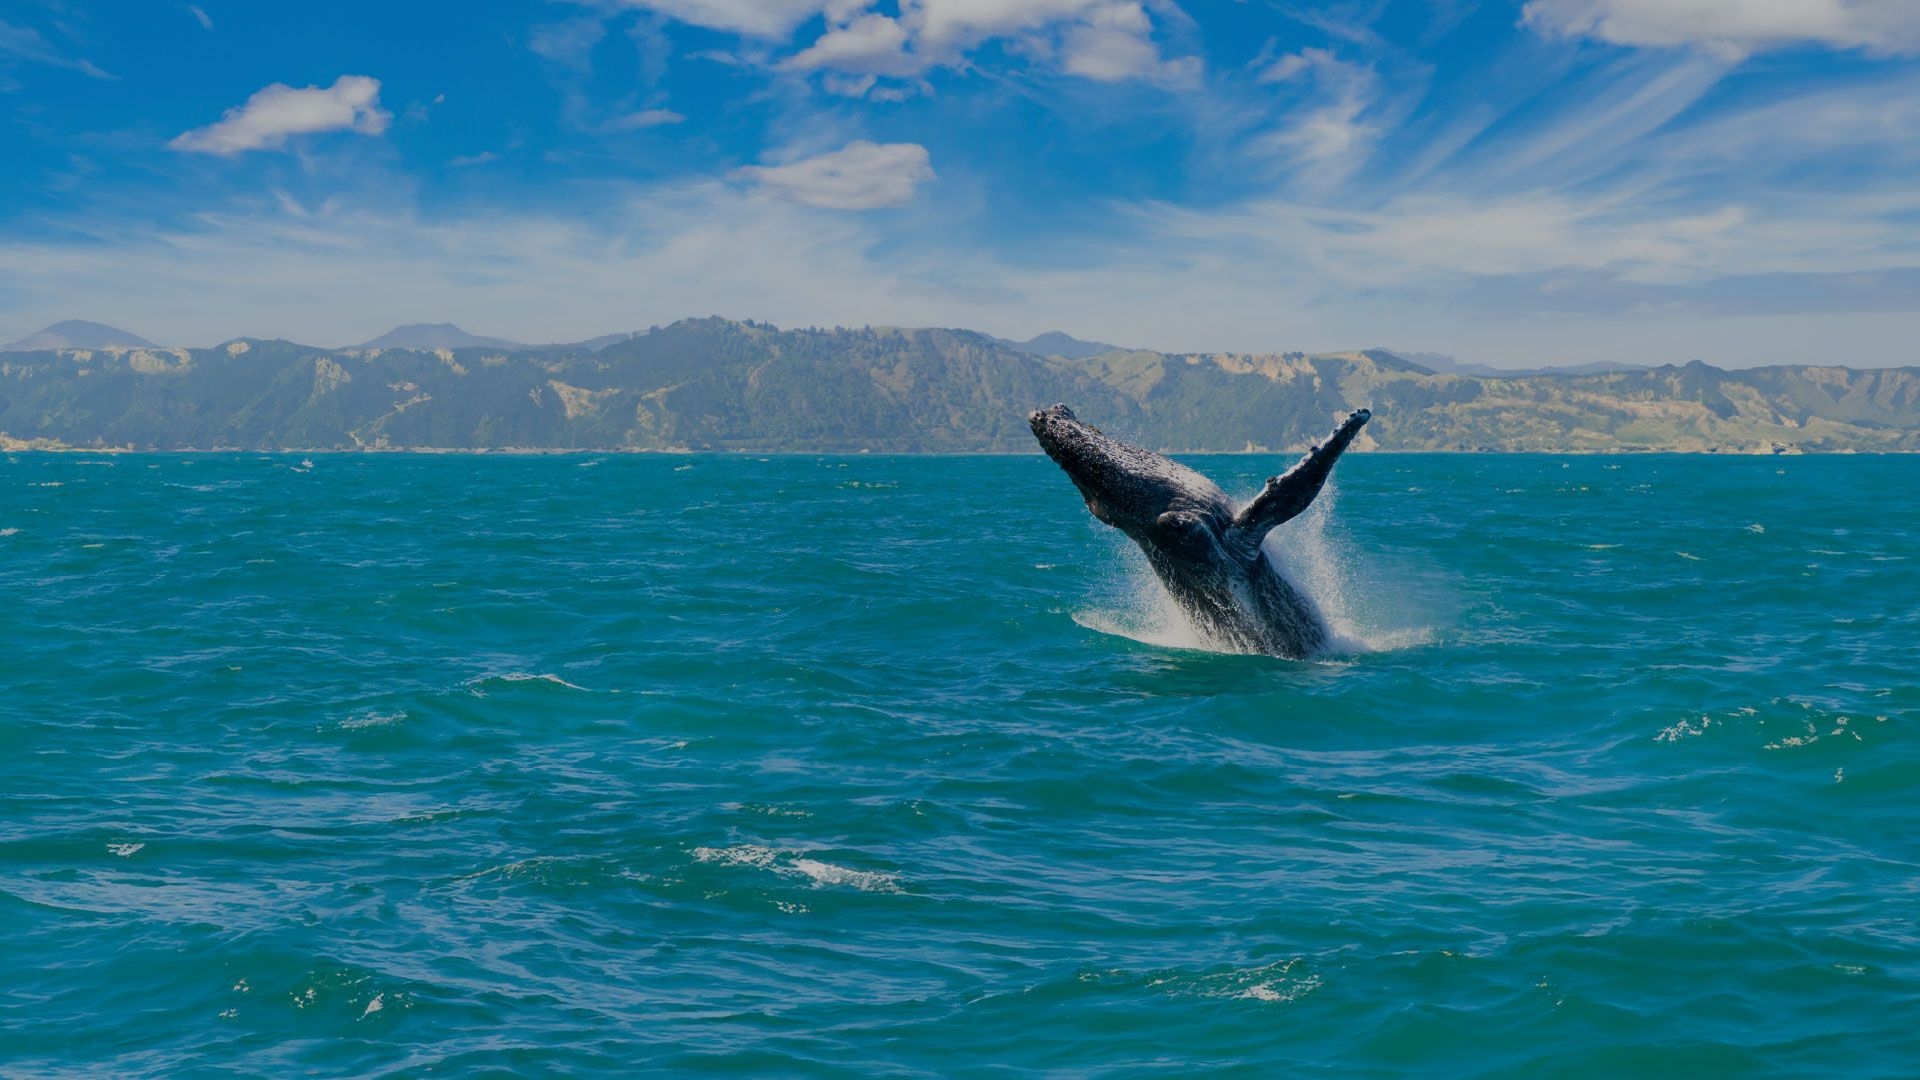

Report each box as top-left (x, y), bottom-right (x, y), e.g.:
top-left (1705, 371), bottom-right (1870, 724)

top-left (2, 451), bottom-right (1916, 1076)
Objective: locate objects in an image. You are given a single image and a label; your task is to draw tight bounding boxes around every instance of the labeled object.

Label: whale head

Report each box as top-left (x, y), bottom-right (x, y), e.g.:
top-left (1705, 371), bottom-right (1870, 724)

top-left (1028, 404), bottom-right (1233, 548)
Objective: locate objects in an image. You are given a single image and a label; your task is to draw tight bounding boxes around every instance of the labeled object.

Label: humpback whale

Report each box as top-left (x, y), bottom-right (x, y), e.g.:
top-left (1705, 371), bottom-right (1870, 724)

top-left (1029, 404), bottom-right (1372, 658)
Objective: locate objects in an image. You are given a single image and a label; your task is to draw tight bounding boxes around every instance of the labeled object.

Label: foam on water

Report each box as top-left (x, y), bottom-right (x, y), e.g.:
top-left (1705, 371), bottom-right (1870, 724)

top-left (691, 844), bottom-right (901, 893)
top-left (466, 672), bottom-right (599, 693)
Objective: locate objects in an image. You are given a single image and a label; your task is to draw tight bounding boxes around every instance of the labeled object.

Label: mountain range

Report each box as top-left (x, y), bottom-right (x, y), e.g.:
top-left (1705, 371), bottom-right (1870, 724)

top-left (2, 318), bottom-right (1916, 452)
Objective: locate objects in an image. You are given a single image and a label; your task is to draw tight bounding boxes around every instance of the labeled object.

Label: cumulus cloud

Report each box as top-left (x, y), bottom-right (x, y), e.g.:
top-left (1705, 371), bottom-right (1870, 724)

top-left (1061, 3), bottom-right (1196, 82)
top-left (913, 0), bottom-right (1195, 82)
top-left (1522, 0), bottom-right (1920, 57)
top-left (731, 141), bottom-right (935, 209)
top-left (788, 14), bottom-right (916, 75)
top-left (170, 75), bottom-right (391, 155)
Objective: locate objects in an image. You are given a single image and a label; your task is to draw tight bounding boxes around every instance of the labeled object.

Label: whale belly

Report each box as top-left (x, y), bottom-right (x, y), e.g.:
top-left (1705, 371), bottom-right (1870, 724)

top-left (1242, 551), bottom-right (1328, 658)
top-left (1143, 547), bottom-right (1326, 658)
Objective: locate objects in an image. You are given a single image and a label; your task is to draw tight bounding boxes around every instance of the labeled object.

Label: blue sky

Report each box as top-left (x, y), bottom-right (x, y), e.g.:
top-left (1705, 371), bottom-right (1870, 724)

top-left (2, 0), bottom-right (1917, 367)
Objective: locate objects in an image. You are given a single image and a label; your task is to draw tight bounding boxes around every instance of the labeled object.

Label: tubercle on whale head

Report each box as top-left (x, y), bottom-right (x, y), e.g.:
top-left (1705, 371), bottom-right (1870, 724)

top-left (1028, 403), bottom-right (1105, 469)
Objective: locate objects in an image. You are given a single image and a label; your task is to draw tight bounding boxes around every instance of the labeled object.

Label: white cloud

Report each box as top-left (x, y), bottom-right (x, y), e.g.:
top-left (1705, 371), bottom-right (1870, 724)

top-left (604, 108), bottom-right (686, 131)
top-left (1254, 49), bottom-right (1381, 170)
top-left (170, 75), bottom-right (391, 155)
top-left (1259, 51), bottom-right (1313, 82)
top-left (787, 14), bottom-right (916, 75)
top-left (730, 141), bottom-right (935, 209)
top-left (5, 156), bottom-right (1920, 368)
top-left (609, 0), bottom-right (861, 38)
top-left (1522, 0), bottom-right (1920, 57)
top-left (0, 19), bottom-right (113, 78)
top-left (907, 0), bottom-right (1195, 82)
top-left (1267, 99), bottom-right (1375, 162)
top-left (529, 19), bottom-right (606, 72)
top-left (1061, 3), bottom-right (1194, 82)
top-left (186, 5), bottom-right (213, 31)
top-left (910, 0), bottom-right (1102, 51)
top-left (628, 0), bottom-right (1195, 85)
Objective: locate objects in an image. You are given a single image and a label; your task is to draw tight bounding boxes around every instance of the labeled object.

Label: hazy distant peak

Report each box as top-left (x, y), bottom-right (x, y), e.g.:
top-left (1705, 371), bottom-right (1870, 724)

top-left (563, 331), bottom-right (645, 352)
top-left (1356, 348), bottom-right (1440, 373)
top-left (995, 330), bottom-right (1125, 360)
top-left (351, 323), bottom-right (525, 351)
top-left (1373, 348), bottom-right (1653, 379)
top-left (3, 320), bottom-right (159, 351)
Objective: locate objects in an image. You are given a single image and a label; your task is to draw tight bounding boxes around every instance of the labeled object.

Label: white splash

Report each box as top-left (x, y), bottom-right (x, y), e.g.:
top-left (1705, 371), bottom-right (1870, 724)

top-left (106, 842), bottom-right (144, 857)
top-left (1073, 481), bottom-right (1433, 658)
top-left (1070, 548), bottom-right (1215, 653)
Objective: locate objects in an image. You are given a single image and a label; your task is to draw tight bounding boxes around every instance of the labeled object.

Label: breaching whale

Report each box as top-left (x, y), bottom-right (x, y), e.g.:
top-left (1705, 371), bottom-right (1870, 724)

top-left (1029, 404), bottom-right (1371, 658)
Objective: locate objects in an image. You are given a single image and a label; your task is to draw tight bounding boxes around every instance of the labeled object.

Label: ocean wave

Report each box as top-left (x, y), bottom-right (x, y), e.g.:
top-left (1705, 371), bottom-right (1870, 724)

top-left (465, 672), bottom-right (602, 693)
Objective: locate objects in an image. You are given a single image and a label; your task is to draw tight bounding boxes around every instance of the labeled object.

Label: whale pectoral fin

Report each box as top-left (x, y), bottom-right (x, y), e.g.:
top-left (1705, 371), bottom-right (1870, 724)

top-left (1230, 408), bottom-right (1371, 544)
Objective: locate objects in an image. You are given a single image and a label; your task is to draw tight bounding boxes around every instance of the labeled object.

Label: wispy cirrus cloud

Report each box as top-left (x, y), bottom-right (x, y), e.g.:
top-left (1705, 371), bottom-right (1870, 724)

top-left (170, 75), bottom-right (390, 155)
top-left (4, 164), bottom-right (1915, 366)
top-left (0, 19), bottom-right (113, 79)
top-left (1523, 0), bottom-right (1920, 58)
top-left (1253, 47), bottom-right (1382, 168)
top-left (731, 141), bottom-right (934, 209)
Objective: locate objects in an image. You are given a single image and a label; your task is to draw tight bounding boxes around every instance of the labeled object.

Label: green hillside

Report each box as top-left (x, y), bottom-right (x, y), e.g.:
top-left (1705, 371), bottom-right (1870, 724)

top-left (3, 317), bottom-right (1916, 452)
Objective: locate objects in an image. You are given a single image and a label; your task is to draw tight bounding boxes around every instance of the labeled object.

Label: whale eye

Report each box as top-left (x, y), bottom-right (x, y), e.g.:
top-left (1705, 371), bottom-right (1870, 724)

top-left (1155, 510), bottom-right (1212, 545)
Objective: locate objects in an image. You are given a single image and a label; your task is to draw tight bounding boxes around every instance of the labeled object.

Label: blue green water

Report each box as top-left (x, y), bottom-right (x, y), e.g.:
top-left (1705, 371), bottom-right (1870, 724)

top-left (3, 452), bottom-right (1917, 1076)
